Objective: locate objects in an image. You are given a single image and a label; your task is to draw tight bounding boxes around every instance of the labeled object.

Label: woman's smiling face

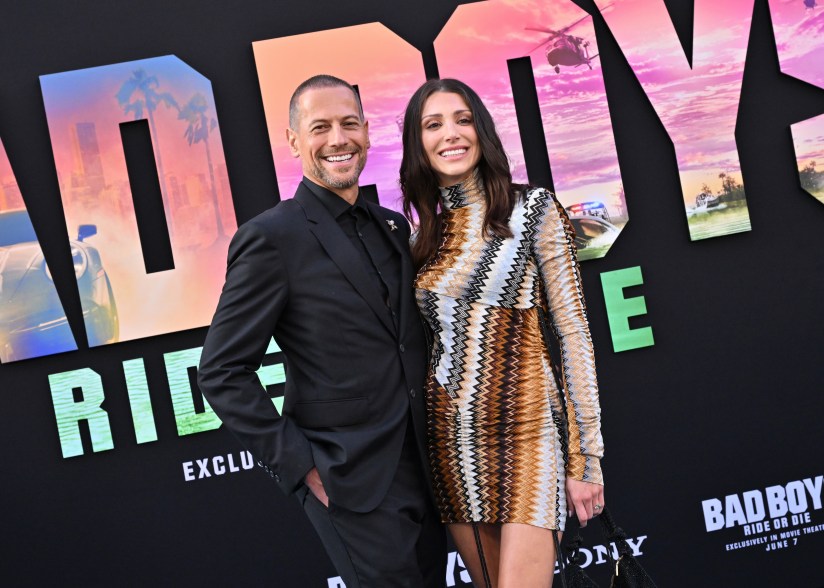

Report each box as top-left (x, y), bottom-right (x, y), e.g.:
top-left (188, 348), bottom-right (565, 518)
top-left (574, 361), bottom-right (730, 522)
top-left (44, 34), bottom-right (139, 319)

top-left (420, 91), bottom-right (481, 186)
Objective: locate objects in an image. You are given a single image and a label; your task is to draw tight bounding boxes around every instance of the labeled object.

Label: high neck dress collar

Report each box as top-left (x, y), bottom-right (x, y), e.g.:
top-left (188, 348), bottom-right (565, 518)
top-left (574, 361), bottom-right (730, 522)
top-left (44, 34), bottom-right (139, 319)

top-left (438, 170), bottom-right (484, 211)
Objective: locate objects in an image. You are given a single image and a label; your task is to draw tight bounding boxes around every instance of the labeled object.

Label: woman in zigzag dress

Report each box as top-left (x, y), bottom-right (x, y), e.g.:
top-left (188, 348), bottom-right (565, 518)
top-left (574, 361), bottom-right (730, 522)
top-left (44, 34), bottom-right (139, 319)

top-left (399, 78), bottom-right (605, 588)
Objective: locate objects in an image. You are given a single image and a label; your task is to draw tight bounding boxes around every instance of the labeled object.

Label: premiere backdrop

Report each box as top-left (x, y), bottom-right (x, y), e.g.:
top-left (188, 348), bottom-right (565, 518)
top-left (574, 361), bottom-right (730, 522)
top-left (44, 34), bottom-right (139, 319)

top-left (1, 0), bottom-right (823, 586)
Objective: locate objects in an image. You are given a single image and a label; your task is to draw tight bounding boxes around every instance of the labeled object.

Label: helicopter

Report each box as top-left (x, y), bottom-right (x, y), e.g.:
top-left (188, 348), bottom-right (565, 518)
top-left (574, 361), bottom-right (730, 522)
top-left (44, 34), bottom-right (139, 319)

top-left (785, 0), bottom-right (818, 9)
top-left (525, 5), bottom-right (612, 74)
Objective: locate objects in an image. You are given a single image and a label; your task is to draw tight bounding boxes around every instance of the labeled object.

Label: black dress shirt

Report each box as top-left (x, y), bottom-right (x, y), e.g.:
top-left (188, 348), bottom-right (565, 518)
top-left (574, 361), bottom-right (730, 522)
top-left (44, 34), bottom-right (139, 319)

top-left (302, 177), bottom-right (401, 329)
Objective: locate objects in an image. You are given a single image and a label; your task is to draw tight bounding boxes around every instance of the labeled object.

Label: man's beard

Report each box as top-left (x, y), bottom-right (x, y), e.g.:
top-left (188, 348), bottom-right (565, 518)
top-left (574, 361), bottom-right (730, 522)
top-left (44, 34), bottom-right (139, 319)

top-left (312, 147), bottom-right (366, 189)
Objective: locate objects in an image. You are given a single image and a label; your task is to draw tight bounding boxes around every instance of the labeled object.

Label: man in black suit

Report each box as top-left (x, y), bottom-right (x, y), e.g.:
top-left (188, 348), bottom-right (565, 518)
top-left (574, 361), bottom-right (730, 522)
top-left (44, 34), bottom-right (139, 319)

top-left (197, 75), bottom-right (445, 587)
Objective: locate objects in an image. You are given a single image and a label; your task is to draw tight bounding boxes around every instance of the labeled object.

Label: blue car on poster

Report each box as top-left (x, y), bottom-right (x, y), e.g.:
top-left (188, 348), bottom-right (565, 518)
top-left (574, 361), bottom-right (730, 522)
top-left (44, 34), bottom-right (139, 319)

top-left (0, 209), bottom-right (118, 362)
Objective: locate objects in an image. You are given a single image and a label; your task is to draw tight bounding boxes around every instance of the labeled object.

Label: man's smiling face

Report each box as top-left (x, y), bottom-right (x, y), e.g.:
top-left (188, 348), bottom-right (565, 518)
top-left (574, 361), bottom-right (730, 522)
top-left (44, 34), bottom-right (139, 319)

top-left (287, 85), bottom-right (369, 202)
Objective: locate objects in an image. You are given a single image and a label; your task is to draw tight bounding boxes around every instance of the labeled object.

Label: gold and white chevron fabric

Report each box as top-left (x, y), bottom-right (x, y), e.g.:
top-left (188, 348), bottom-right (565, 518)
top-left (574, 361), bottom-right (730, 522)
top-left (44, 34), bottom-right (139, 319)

top-left (416, 180), bottom-right (603, 532)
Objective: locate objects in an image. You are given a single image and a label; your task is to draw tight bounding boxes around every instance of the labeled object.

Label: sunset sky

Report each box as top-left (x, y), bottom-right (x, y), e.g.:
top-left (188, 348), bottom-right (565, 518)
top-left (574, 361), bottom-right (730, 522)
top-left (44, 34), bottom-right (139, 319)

top-left (772, 0), bottom-right (823, 192)
top-left (594, 0), bottom-right (756, 208)
top-left (41, 57), bottom-right (229, 203)
top-left (254, 4), bottom-right (628, 217)
top-left (9, 0), bottom-right (820, 350)
top-left (254, 23), bottom-right (427, 210)
top-left (40, 55), bottom-right (235, 341)
top-left (769, 0), bottom-right (824, 90)
top-left (0, 139), bottom-right (18, 209)
top-left (436, 0), bottom-right (624, 213)
top-left (251, 0), bottom-right (801, 243)
top-left (792, 113), bottom-right (824, 172)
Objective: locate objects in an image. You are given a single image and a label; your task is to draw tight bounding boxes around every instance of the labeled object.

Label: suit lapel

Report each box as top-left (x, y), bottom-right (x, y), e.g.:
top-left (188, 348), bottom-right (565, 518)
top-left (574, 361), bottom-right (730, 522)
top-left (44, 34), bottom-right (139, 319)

top-left (368, 201), bottom-right (415, 337)
top-left (295, 185), bottom-right (396, 336)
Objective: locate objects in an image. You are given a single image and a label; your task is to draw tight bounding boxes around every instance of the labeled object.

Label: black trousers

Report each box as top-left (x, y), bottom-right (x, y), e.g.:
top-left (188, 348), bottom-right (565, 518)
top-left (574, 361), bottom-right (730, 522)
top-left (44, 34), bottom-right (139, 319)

top-left (298, 420), bottom-right (446, 588)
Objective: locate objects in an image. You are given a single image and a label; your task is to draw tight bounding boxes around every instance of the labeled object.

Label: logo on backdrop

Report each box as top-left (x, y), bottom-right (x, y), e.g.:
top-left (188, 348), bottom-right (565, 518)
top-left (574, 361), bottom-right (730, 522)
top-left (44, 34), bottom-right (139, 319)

top-left (702, 474), bottom-right (824, 553)
top-left (326, 537), bottom-right (653, 587)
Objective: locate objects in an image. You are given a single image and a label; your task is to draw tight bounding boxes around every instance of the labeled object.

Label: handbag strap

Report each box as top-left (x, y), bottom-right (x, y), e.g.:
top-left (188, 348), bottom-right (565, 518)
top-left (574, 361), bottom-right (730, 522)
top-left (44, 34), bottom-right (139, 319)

top-left (552, 530), bottom-right (568, 588)
top-left (471, 522), bottom-right (493, 588)
top-left (598, 506), bottom-right (633, 559)
top-left (599, 508), bottom-right (626, 540)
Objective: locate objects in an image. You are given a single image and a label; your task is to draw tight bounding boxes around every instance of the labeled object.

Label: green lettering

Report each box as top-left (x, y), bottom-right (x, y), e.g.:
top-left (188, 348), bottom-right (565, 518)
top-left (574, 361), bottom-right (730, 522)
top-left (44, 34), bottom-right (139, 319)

top-left (164, 347), bottom-right (221, 436)
top-left (600, 266), bottom-right (654, 352)
top-left (258, 338), bottom-right (285, 414)
top-left (123, 358), bottom-right (158, 444)
top-left (48, 368), bottom-right (113, 458)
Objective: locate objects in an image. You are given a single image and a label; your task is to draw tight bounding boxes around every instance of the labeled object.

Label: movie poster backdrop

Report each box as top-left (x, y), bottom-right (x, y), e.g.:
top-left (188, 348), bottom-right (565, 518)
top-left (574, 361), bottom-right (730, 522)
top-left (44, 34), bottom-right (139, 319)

top-left (1, 0), bottom-right (822, 586)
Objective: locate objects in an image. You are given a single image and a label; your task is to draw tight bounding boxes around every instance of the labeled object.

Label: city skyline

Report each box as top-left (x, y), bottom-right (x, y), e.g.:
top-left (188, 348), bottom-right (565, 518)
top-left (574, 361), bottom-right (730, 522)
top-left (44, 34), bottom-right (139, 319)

top-left (40, 55), bottom-right (237, 342)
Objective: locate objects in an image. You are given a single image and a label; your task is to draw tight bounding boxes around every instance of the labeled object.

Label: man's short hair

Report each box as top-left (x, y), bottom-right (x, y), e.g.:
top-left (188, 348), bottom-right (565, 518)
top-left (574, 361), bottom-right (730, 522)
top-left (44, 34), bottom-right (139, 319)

top-left (288, 74), bottom-right (364, 129)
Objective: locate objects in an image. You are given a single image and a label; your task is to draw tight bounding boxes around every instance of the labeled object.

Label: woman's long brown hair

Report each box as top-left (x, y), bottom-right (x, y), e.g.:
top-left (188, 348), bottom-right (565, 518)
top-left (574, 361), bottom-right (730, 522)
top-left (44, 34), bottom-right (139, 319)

top-left (399, 78), bottom-right (522, 270)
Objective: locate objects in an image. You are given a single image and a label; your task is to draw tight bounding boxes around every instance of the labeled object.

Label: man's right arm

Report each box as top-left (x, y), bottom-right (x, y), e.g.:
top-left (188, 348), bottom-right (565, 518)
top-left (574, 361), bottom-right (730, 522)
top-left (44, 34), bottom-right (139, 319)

top-left (197, 219), bottom-right (314, 495)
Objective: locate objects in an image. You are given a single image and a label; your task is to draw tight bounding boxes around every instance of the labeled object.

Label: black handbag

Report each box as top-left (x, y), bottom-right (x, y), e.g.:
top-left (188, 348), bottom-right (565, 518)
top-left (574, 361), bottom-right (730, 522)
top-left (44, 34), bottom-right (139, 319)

top-left (554, 507), bottom-right (657, 588)
top-left (553, 526), bottom-right (599, 588)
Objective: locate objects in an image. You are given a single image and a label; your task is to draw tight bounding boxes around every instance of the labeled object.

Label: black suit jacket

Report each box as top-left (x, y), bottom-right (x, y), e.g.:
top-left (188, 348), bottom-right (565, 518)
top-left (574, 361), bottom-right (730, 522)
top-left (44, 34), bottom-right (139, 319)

top-left (197, 180), bottom-right (430, 513)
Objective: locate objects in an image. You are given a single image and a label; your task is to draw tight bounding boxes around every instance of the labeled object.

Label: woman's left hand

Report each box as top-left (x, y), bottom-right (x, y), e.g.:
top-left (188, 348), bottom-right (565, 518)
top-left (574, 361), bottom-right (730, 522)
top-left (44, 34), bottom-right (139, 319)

top-left (566, 478), bottom-right (605, 527)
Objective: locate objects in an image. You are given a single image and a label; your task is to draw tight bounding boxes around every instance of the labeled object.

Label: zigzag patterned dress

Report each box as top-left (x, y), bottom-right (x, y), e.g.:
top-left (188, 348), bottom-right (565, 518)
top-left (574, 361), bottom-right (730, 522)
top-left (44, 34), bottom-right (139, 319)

top-left (415, 178), bottom-right (604, 531)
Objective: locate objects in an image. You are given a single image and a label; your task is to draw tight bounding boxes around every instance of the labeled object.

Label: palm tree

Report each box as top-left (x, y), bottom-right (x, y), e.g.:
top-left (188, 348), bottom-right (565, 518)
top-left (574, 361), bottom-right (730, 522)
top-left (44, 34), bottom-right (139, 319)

top-left (799, 161), bottom-right (819, 193)
top-left (178, 92), bottom-right (225, 238)
top-left (718, 171), bottom-right (745, 204)
top-left (115, 69), bottom-right (178, 235)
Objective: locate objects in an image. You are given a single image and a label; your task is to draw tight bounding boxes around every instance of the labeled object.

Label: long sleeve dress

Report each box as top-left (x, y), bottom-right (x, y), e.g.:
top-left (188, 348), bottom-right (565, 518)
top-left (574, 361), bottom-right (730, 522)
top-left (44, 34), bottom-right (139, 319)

top-left (415, 175), bottom-right (604, 531)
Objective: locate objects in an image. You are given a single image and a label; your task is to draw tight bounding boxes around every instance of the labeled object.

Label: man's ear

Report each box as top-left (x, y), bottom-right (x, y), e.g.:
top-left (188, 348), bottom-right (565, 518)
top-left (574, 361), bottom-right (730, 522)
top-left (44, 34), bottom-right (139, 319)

top-left (286, 128), bottom-right (300, 158)
top-left (364, 120), bottom-right (370, 149)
